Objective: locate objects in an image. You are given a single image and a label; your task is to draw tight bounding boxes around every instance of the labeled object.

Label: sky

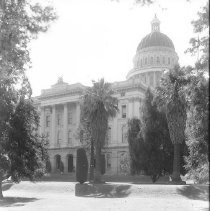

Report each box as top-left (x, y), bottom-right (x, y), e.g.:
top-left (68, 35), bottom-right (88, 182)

top-left (28, 0), bottom-right (207, 96)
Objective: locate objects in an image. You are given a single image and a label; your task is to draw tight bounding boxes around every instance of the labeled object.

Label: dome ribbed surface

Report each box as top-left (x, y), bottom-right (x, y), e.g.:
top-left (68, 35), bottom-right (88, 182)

top-left (137, 32), bottom-right (175, 51)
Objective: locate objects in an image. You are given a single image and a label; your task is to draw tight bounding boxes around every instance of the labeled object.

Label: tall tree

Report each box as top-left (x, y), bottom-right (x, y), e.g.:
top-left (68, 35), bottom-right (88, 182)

top-left (0, 0), bottom-right (56, 199)
top-left (0, 84), bottom-right (48, 199)
top-left (141, 89), bottom-right (173, 182)
top-left (155, 65), bottom-right (189, 182)
top-left (184, 1), bottom-right (209, 183)
top-left (127, 118), bottom-right (147, 175)
top-left (185, 72), bottom-right (209, 183)
top-left (80, 79), bottom-right (118, 183)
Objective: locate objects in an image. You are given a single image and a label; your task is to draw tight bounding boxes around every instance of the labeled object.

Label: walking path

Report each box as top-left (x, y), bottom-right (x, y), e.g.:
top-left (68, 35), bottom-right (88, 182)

top-left (0, 181), bottom-right (209, 211)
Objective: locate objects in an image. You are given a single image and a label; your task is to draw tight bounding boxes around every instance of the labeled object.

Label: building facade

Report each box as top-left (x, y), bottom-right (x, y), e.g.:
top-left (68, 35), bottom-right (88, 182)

top-left (35, 16), bottom-right (178, 175)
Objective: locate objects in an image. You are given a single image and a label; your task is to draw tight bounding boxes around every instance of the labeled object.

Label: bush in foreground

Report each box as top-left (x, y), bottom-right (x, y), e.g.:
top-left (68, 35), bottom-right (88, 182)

top-left (76, 148), bottom-right (88, 184)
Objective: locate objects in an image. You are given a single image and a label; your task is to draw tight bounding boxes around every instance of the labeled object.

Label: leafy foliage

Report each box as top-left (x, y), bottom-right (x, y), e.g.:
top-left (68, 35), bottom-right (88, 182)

top-left (141, 89), bottom-right (173, 181)
top-left (155, 65), bottom-right (188, 145)
top-left (127, 118), bottom-right (147, 175)
top-left (76, 148), bottom-right (88, 184)
top-left (5, 98), bottom-right (48, 182)
top-left (0, 0), bottom-right (56, 199)
top-left (155, 65), bottom-right (189, 181)
top-left (128, 90), bottom-right (175, 182)
top-left (185, 72), bottom-right (209, 183)
top-left (185, 2), bottom-right (209, 70)
top-left (0, 0), bottom-right (56, 83)
top-left (184, 1), bottom-right (209, 184)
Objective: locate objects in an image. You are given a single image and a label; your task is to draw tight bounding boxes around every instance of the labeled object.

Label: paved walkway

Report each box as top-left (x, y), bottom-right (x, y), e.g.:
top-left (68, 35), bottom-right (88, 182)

top-left (0, 181), bottom-right (209, 211)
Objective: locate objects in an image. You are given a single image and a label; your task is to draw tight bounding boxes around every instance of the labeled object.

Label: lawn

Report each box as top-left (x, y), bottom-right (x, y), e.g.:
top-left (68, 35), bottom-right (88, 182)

top-left (0, 181), bottom-right (209, 211)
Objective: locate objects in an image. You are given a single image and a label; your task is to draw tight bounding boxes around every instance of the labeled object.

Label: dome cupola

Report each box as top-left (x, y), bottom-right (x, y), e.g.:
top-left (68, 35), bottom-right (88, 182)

top-left (126, 15), bottom-right (179, 87)
top-left (137, 15), bottom-right (175, 51)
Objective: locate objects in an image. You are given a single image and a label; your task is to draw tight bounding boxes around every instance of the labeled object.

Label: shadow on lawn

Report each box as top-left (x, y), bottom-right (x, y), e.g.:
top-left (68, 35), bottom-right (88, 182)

top-left (2, 183), bottom-right (13, 191)
top-left (177, 185), bottom-right (209, 201)
top-left (77, 184), bottom-right (132, 198)
top-left (0, 197), bottom-right (39, 207)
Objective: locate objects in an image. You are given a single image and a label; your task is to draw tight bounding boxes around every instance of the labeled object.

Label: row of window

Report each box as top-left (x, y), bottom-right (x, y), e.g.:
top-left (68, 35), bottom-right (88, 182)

top-left (47, 124), bottom-right (127, 146)
top-left (104, 124), bottom-right (127, 145)
top-left (45, 112), bottom-right (75, 127)
top-left (46, 105), bottom-right (127, 128)
top-left (46, 130), bottom-right (73, 145)
top-left (138, 56), bottom-right (174, 67)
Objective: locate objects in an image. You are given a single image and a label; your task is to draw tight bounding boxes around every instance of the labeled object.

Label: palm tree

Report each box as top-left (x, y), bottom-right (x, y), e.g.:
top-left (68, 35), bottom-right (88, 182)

top-left (155, 65), bottom-right (189, 182)
top-left (80, 79), bottom-right (118, 183)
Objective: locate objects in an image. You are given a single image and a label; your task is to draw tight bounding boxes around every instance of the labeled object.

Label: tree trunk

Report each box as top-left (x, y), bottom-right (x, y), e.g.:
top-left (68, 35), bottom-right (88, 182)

top-left (88, 139), bottom-right (94, 182)
top-left (0, 171), bottom-right (3, 200)
top-left (172, 143), bottom-right (181, 182)
top-left (94, 141), bottom-right (102, 183)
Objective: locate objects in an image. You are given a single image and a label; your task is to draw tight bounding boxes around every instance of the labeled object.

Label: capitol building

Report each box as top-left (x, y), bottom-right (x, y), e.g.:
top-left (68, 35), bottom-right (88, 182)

top-left (35, 16), bottom-right (178, 175)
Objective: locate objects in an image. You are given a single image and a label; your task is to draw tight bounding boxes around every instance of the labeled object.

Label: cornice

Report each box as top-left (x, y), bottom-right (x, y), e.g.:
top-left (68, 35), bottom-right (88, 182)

top-left (38, 88), bottom-right (84, 100)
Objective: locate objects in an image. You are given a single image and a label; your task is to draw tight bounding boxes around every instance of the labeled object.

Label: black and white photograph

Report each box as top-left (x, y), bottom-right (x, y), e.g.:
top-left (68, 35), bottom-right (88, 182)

top-left (0, 0), bottom-right (209, 210)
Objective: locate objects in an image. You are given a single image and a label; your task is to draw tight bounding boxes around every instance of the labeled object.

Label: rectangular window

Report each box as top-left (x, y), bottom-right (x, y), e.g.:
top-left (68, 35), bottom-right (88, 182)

top-left (168, 57), bottom-right (170, 65)
top-left (68, 112), bottom-right (73, 124)
top-left (121, 125), bottom-right (127, 143)
top-left (57, 130), bottom-right (61, 144)
top-left (122, 105), bottom-right (126, 118)
top-left (106, 153), bottom-right (111, 169)
top-left (68, 130), bottom-right (72, 144)
top-left (46, 115), bottom-right (50, 127)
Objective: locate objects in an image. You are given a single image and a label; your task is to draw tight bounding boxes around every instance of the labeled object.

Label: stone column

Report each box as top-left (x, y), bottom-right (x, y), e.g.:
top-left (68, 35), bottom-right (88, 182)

top-left (128, 100), bottom-right (133, 119)
top-left (112, 117), bottom-right (118, 145)
top-left (134, 100), bottom-right (140, 118)
top-left (62, 154), bottom-right (68, 174)
top-left (40, 106), bottom-right (45, 135)
top-left (76, 102), bottom-right (80, 126)
top-left (50, 155), bottom-right (56, 173)
top-left (112, 151), bottom-right (118, 174)
top-left (73, 151), bottom-right (76, 171)
top-left (51, 105), bottom-right (56, 148)
top-left (63, 103), bottom-right (68, 147)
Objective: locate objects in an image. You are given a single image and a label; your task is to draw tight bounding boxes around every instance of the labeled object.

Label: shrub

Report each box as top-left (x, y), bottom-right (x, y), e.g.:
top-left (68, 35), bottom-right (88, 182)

top-left (34, 168), bottom-right (45, 179)
top-left (46, 160), bottom-right (51, 173)
top-left (100, 155), bottom-right (105, 175)
top-left (76, 148), bottom-right (88, 184)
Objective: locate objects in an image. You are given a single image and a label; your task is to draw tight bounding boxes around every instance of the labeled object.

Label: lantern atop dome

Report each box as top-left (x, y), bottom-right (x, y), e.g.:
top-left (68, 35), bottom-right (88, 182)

top-left (151, 14), bottom-right (160, 32)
